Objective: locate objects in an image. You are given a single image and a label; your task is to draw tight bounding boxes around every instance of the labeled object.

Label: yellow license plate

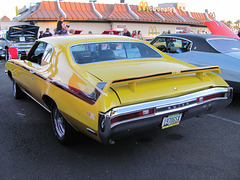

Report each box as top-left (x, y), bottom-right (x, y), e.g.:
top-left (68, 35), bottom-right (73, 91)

top-left (162, 113), bottom-right (182, 129)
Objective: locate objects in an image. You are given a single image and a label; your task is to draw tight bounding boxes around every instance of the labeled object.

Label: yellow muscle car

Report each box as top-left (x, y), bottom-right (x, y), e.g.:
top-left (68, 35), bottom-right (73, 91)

top-left (5, 35), bottom-right (232, 145)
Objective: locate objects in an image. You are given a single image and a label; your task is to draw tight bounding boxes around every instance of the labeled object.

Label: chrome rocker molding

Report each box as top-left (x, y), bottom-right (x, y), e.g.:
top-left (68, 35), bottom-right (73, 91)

top-left (98, 87), bottom-right (233, 145)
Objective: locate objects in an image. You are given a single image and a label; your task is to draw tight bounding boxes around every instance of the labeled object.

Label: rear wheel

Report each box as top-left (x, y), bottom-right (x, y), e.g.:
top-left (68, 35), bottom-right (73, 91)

top-left (51, 105), bottom-right (79, 145)
top-left (13, 80), bottom-right (25, 99)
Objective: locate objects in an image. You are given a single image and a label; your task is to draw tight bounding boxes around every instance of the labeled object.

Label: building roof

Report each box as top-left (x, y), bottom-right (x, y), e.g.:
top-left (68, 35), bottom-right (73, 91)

top-left (190, 12), bottom-right (210, 21)
top-left (1, 16), bottom-right (11, 22)
top-left (24, 1), bottom-right (61, 20)
top-left (60, 2), bottom-right (99, 21)
top-left (105, 4), bottom-right (136, 21)
top-left (94, 3), bottom-right (115, 19)
top-left (15, 1), bottom-right (213, 26)
top-left (175, 9), bottom-right (202, 24)
top-left (130, 5), bottom-right (164, 22)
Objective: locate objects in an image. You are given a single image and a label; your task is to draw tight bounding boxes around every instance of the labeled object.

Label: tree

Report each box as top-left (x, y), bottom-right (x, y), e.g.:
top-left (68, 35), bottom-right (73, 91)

top-left (226, 20), bottom-right (233, 28)
top-left (235, 19), bottom-right (240, 29)
top-left (220, 20), bottom-right (226, 24)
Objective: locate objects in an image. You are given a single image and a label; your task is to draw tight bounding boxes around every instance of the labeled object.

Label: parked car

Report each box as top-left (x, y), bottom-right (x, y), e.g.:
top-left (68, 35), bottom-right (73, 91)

top-left (102, 30), bottom-right (122, 35)
top-left (0, 37), bottom-right (10, 60)
top-left (5, 35), bottom-right (232, 145)
top-left (6, 24), bottom-right (39, 59)
top-left (150, 33), bottom-right (240, 93)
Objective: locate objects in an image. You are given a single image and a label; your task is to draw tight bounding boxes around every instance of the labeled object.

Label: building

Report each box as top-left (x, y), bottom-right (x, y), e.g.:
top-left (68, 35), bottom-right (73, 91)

top-left (0, 16), bottom-right (11, 22)
top-left (12, 1), bottom-right (213, 38)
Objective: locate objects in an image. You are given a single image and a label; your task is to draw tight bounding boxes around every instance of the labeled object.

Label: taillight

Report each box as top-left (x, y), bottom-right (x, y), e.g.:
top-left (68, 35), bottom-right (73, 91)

top-left (197, 93), bottom-right (225, 103)
top-left (139, 109), bottom-right (154, 116)
top-left (111, 108), bottom-right (154, 126)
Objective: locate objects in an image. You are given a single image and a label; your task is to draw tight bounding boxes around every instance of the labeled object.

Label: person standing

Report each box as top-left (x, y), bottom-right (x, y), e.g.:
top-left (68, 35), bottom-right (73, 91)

top-left (39, 31), bottom-right (43, 38)
top-left (56, 15), bottom-right (67, 35)
top-left (122, 28), bottom-right (131, 37)
top-left (137, 30), bottom-right (143, 40)
top-left (42, 28), bottom-right (52, 37)
top-left (132, 30), bottom-right (137, 38)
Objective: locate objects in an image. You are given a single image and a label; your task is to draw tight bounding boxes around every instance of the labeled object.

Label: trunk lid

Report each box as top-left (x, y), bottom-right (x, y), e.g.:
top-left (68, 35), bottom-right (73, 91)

top-left (82, 58), bottom-right (223, 105)
top-left (7, 24), bottom-right (39, 42)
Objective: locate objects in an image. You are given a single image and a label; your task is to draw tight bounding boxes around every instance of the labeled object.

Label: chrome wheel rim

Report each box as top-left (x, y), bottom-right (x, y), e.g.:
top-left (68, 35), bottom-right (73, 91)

top-left (54, 109), bottom-right (65, 138)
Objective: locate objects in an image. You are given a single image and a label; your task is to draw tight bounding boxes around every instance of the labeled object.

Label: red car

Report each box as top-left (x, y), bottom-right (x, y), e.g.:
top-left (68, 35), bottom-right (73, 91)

top-left (102, 30), bottom-right (122, 35)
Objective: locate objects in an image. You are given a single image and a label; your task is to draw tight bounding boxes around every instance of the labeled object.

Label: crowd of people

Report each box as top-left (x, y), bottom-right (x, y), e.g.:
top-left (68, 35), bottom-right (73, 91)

top-left (39, 15), bottom-right (72, 38)
top-left (39, 15), bottom-right (145, 39)
top-left (121, 28), bottom-right (143, 40)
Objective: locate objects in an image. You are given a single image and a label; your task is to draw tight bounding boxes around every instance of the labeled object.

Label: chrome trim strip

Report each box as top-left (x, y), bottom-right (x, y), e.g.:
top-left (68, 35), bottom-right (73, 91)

top-left (107, 87), bottom-right (232, 128)
top-left (87, 128), bottom-right (97, 136)
top-left (23, 90), bottom-right (51, 113)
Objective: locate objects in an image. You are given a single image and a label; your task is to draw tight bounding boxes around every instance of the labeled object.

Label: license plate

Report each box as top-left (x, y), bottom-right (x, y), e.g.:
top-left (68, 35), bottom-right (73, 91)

top-left (161, 113), bottom-right (182, 129)
top-left (19, 37), bottom-right (25, 42)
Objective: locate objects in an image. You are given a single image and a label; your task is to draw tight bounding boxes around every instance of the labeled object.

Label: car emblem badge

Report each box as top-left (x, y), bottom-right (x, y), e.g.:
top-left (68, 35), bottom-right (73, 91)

top-left (87, 112), bottom-right (95, 120)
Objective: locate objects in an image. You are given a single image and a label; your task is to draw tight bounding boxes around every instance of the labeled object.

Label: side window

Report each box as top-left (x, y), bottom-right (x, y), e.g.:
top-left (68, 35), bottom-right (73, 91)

top-left (29, 42), bottom-right (47, 64)
top-left (152, 38), bottom-right (166, 47)
top-left (41, 44), bottom-right (53, 66)
top-left (152, 37), bottom-right (191, 53)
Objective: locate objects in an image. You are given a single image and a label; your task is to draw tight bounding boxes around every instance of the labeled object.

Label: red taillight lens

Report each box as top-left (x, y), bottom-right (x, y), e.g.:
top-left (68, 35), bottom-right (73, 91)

top-left (197, 93), bottom-right (225, 103)
top-left (139, 109), bottom-right (154, 116)
top-left (111, 108), bottom-right (154, 126)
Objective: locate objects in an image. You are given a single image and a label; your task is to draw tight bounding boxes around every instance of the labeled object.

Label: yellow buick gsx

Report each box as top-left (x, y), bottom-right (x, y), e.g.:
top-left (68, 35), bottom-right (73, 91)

top-left (5, 35), bottom-right (232, 145)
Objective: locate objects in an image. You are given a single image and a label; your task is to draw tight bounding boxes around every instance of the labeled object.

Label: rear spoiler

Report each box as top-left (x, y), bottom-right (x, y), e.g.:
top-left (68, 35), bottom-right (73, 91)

top-left (98, 66), bottom-right (220, 94)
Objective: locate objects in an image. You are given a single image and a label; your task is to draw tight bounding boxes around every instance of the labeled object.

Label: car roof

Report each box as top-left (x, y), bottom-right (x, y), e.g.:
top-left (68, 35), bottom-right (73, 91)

top-left (38, 35), bottom-right (137, 47)
top-left (153, 33), bottom-right (237, 53)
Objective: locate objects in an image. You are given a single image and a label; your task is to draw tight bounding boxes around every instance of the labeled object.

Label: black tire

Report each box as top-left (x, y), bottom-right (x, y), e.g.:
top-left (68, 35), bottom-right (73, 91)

top-left (51, 105), bottom-right (79, 145)
top-left (13, 80), bottom-right (25, 99)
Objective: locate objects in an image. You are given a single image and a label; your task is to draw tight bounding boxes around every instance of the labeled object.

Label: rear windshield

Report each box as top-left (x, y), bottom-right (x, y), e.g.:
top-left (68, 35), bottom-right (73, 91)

top-left (71, 41), bottom-right (162, 64)
top-left (208, 38), bottom-right (240, 53)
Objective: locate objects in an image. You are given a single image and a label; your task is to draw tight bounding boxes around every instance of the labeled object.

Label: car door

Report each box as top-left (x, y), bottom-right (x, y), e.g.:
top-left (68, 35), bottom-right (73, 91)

top-left (18, 41), bottom-right (48, 100)
top-left (27, 42), bottom-right (53, 102)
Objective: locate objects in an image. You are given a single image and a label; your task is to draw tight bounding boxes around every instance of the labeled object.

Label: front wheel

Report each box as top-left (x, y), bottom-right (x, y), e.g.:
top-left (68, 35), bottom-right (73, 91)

top-left (51, 105), bottom-right (79, 145)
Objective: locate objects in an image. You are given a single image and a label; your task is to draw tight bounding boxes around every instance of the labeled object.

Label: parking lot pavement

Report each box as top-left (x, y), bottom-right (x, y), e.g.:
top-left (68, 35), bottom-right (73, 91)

top-left (1, 60), bottom-right (240, 179)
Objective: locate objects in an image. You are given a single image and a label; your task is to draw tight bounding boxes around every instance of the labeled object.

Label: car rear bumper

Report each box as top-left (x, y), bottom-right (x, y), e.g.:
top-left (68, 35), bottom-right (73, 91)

top-left (98, 87), bottom-right (233, 145)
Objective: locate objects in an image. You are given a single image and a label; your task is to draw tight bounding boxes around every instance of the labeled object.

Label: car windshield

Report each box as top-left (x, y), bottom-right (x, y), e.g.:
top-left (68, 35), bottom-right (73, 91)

top-left (208, 38), bottom-right (240, 53)
top-left (71, 41), bottom-right (162, 64)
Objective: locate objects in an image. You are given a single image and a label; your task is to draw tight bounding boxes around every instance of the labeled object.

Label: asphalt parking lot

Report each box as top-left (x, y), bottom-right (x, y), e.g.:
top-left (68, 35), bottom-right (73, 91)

top-left (0, 60), bottom-right (240, 180)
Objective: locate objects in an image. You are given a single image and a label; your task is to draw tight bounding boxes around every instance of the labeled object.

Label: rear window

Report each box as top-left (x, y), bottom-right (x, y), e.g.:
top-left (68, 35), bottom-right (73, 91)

top-left (208, 38), bottom-right (240, 53)
top-left (71, 42), bottom-right (162, 64)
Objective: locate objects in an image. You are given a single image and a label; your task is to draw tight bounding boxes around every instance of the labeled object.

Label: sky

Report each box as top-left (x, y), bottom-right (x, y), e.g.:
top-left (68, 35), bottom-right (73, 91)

top-left (1, 0), bottom-right (239, 22)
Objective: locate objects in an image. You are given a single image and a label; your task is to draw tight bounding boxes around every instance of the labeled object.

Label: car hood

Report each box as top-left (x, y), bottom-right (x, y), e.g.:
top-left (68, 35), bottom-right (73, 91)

top-left (205, 21), bottom-right (239, 39)
top-left (6, 24), bottom-right (39, 42)
top-left (81, 58), bottom-right (227, 105)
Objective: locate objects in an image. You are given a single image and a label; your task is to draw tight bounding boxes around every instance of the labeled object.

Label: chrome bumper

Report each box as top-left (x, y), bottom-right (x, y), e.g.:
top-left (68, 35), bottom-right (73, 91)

top-left (98, 87), bottom-right (233, 145)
